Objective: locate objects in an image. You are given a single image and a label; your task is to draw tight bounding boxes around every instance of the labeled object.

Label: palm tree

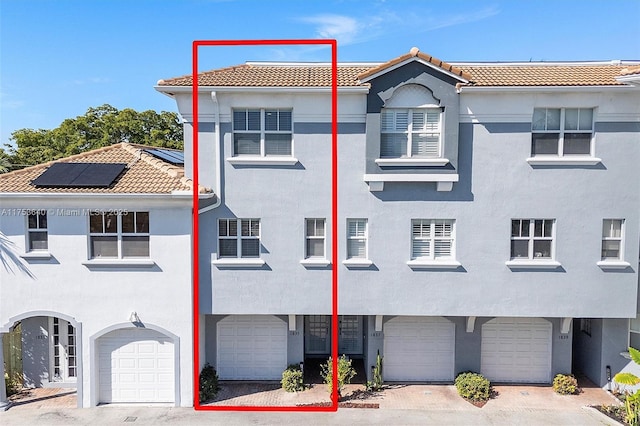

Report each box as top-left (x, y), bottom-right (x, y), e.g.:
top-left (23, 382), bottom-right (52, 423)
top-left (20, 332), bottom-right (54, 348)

top-left (614, 347), bottom-right (640, 426)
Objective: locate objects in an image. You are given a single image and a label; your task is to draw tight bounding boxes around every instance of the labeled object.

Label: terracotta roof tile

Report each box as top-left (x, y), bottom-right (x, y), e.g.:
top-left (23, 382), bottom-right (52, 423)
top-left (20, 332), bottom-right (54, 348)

top-left (0, 143), bottom-right (211, 195)
top-left (158, 49), bottom-right (639, 88)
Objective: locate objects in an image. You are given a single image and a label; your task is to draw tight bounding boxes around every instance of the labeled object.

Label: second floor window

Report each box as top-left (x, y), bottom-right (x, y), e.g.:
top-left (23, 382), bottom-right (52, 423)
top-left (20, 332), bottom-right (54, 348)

top-left (89, 211), bottom-right (149, 259)
top-left (511, 219), bottom-right (554, 260)
top-left (305, 218), bottom-right (326, 259)
top-left (346, 219), bottom-right (368, 259)
top-left (411, 219), bottom-right (455, 261)
top-left (532, 108), bottom-right (593, 157)
top-left (219, 218), bottom-right (260, 258)
top-left (27, 212), bottom-right (48, 251)
top-left (233, 109), bottom-right (292, 157)
top-left (381, 109), bottom-right (441, 158)
top-left (601, 219), bottom-right (624, 260)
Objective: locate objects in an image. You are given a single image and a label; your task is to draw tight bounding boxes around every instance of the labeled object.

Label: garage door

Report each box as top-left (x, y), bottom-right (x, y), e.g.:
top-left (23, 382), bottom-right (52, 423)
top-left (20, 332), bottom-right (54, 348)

top-left (383, 316), bottom-right (455, 382)
top-left (481, 317), bottom-right (552, 383)
top-left (217, 315), bottom-right (287, 380)
top-left (98, 328), bottom-right (174, 404)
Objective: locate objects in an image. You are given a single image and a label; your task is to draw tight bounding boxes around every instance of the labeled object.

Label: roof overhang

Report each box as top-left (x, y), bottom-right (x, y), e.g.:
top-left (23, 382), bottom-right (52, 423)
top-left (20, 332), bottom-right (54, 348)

top-left (154, 85), bottom-right (369, 95)
top-left (616, 75), bottom-right (640, 87)
top-left (458, 85), bottom-right (634, 93)
top-left (359, 56), bottom-right (470, 85)
top-left (0, 192), bottom-right (215, 200)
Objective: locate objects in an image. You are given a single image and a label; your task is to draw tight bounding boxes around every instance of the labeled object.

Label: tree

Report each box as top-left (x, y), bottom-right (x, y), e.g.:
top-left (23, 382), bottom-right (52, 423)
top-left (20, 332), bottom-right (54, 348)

top-left (3, 104), bottom-right (183, 171)
top-left (613, 347), bottom-right (640, 426)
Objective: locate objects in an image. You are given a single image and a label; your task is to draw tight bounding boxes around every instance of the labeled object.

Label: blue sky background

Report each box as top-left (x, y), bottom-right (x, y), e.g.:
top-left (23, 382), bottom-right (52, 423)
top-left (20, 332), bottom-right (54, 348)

top-left (1, 0), bottom-right (639, 148)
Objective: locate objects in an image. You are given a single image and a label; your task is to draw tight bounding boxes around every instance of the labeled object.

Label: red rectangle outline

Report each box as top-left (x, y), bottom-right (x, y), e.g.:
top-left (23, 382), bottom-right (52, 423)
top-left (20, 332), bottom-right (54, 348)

top-left (192, 39), bottom-right (338, 411)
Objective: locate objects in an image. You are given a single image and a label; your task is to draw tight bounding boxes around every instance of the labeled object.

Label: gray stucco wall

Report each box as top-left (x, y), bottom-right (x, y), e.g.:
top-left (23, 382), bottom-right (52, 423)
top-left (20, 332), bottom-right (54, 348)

top-left (21, 316), bottom-right (49, 388)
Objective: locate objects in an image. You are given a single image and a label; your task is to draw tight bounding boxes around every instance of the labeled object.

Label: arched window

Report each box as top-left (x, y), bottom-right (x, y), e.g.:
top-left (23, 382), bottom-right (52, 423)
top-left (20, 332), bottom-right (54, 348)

top-left (380, 84), bottom-right (443, 159)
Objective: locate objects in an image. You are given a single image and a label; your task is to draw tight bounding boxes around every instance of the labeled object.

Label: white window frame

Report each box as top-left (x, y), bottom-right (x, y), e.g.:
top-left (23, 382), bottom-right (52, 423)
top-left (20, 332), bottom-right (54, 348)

top-left (407, 219), bottom-right (460, 269)
top-left (379, 108), bottom-right (443, 160)
top-left (27, 211), bottom-right (48, 252)
top-left (506, 219), bottom-right (561, 269)
top-left (343, 218), bottom-right (371, 267)
top-left (528, 107), bottom-right (601, 165)
top-left (88, 211), bottom-right (150, 260)
top-left (598, 218), bottom-right (631, 269)
top-left (301, 218), bottom-right (330, 267)
top-left (630, 314), bottom-right (640, 349)
top-left (217, 218), bottom-right (261, 259)
top-left (231, 108), bottom-right (294, 162)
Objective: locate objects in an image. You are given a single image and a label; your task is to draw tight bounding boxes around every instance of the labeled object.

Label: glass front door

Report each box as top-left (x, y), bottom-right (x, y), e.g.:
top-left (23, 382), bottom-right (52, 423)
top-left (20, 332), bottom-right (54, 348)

top-left (49, 317), bottom-right (77, 382)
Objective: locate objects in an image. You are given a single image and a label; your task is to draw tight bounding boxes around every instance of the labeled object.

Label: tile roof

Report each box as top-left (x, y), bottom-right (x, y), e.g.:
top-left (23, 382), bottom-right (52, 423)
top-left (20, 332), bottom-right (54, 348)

top-left (0, 143), bottom-right (211, 195)
top-left (157, 48), bottom-right (639, 88)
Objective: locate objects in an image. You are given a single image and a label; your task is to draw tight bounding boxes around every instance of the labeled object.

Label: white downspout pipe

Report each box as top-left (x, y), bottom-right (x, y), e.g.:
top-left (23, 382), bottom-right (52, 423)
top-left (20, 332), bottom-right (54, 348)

top-left (198, 90), bottom-right (222, 214)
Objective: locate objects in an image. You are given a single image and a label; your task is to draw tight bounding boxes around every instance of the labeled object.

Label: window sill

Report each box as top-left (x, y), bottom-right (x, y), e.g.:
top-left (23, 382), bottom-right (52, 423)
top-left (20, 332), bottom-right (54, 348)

top-left (300, 259), bottom-right (331, 268)
top-left (20, 251), bottom-right (52, 260)
top-left (526, 156), bottom-right (602, 166)
top-left (342, 259), bottom-right (373, 268)
top-left (82, 259), bottom-right (156, 267)
top-left (375, 158), bottom-right (450, 167)
top-left (407, 260), bottom-right (462, 270)
top-left (597, 260), bottom-right (632, 270)
top-left (226, 156), bottom-right (299, 166)
top-left (505, 259), bottom-right (562, 270)
top-left (212, 258), bottom-right (266, 268)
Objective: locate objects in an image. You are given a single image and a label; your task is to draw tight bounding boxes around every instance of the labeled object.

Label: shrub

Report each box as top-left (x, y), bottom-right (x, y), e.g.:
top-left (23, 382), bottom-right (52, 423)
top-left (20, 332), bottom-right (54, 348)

top-left (614, 347), bottom-right (640, 426)
top-left (281, 364), bottom-right (305, 392)
top-left (4, 372), bottom-right (21, 397)
top-left (365, 352), bottom-right (384, 392)
top-left (552, 373), bottom-right (579, 395)
top-left (199, 363), bottom-right (219, 402)
top-left (320, 354), bottom-right (356, 396)
top-left (454, 372), bottom-right (491, 402)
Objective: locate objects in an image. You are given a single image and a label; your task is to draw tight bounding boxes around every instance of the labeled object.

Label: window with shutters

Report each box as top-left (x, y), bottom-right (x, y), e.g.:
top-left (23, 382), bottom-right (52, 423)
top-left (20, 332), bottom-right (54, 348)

top-left (346, 219), bottom-right (368, 260)
top-left (232, 109), bottom-right (292, 157)
top-left (380, 108), bottom-right (442, 159)
top-left (218, 218), bottom-right (260, 259)
top-left (411, 219), bottom-right (455, 261)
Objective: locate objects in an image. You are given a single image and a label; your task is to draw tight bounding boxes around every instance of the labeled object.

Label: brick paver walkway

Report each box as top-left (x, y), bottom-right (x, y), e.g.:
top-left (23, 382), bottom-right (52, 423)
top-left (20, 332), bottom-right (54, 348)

top-left (8, 388), bottom-right (77, 410)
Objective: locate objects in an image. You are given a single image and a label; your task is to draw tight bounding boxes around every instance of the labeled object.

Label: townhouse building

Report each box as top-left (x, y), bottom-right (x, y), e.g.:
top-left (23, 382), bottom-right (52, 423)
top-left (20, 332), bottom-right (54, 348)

top-left (0, 143), bottom-right (208, 408)
top-left (1, 47), bottom-right (639, 410)
top-left (156, 47), bottom-right (640, 388)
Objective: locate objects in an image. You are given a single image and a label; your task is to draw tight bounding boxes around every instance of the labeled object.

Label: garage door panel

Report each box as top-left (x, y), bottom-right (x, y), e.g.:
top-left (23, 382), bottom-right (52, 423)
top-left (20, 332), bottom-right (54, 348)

top-left (98, 329), bottom-right (175, 404)
top-left (481, 318), bottom-right (551, 383)
top-left (217, 315), bottom-right (287, 380)
top-left (384, 316), bottom-right (455, 382)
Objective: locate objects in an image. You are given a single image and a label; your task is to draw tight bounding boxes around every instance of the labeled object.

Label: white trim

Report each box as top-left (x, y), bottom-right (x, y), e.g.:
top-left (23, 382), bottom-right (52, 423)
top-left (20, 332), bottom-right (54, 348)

top-left (359, 57), bottom-right (469, 84)
top-left (155, 85), bottom-right (369, 94)
top-left (459, 85), bottom-right (632, 93)
top-left (505, 260), bottom-right (562, 269)
top-left (288, 315), bottom-right (296, 332)
top-left (561, 317), bottom-right (573, 334)
top-left (375, 315), bottom-right (383, 332)
top-left (82, 259), bottom-right (156, 267)
top-left (211, 258), bottom-right (266, 267)
top-left (227, 157), bottom-right (299, 166)
top-left (597, 260), bottom-right (632, 270)
top-left (0, 193), bottom-right (201, 200)
top-left (407, 260), bottom-right (462, 269)
top-left (20, 251), bottom-right (52, 260)
top-left (375, 158), bottom-right (450, 167)
top-left (466, 317), bottom-right (476, 333)
top-left (364, 173), bottom-right (459, 182)
top-left (299, 259), bottom-right (331, 267)
top-left (526, 157), bottom-right (602, 166)
top-left (342, 258), bottom-right (373, 268)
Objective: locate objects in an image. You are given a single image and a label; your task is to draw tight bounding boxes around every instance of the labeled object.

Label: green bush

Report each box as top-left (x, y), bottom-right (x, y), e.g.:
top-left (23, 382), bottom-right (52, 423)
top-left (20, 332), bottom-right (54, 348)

top-left (199, 363), bottom-right (219, 403)
top-left (320, 355), bottom-right (356, 396)
top-left (552, 373), bottom-right (579, 395)
top-left (281, 364), bottom-right (305, 392)
top-left (454, 372), bottom-right (491, 402)
top-left (4, 372), bottom-right (21, 397)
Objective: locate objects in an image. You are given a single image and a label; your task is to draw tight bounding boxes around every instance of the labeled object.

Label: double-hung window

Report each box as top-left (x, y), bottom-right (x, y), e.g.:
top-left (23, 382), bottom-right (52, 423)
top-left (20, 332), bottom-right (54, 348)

top-left (601, 219), bottom-right (624, 261)
top-left (531, 108), bottom-right (594, 157)
top-left (510, 219), bottom-right (554, 260)
top-left (380, 109), bottom-right (441, 158)
top-left (411, 219), bottom-right (455, 260)
top-left (305, 218), bottom-right (326, 259)
top-left (27, 212), bottom-right (48, 251)
top-left (218, 218), bottom-right (260, 258)
top-left (346, 219), bottom-right (368, 260)
top-left (233, 109), bottom-right (292, 157)
top-left (89, 211), bottom-right (149, 258)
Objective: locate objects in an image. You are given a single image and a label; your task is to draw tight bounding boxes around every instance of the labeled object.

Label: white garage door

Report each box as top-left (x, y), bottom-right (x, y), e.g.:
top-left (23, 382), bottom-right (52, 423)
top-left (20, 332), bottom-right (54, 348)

top-left (217, 315), bottom-right (287, 380)
top-left (98, 328), bottom-right (174, 404)
top-left (481, 317), bottom-right (552, 383)
top-left (383, 316), bottom-right (455, 382)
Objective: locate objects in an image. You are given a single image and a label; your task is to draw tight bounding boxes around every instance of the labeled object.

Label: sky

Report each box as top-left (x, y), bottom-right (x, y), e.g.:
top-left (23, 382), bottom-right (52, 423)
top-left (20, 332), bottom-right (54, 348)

top-left (1, 0), bottom-right (639, 149)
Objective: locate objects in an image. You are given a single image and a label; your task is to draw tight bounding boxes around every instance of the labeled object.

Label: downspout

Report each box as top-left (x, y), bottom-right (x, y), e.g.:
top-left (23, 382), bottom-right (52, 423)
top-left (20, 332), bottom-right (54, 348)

top-left (198, 90), bottom-right (222, 214)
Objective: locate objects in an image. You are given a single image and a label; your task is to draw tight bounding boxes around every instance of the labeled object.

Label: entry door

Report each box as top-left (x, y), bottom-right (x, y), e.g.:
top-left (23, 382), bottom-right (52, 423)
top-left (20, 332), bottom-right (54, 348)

top-left (305, 315), bottom-right (331, 355)
top-left (338, 315), bottom-right (363, 355)
top-left (49, 317), bottom-right (77, 382)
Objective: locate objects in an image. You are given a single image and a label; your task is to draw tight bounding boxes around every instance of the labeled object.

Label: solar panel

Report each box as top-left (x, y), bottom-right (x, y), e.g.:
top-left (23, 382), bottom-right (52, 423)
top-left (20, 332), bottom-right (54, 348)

top-left (31, 163), bottom-right (127, 188)
top-left (144, 148), bottom-right (184, 165)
